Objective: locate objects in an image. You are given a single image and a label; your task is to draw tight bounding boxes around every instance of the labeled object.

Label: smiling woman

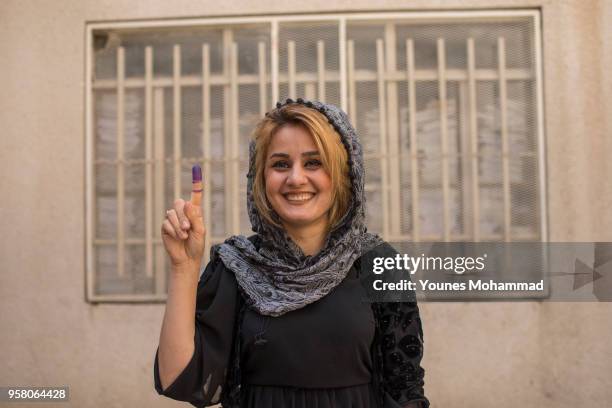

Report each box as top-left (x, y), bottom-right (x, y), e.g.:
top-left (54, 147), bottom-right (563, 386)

top-left (263, 125), bottom-right (334, 255)
top-left (250, 106), bottom-right (351, 255)
top-left (251, 104), bottom-right (351, 237)
top-left (154, 98), bottom-right (428, 408)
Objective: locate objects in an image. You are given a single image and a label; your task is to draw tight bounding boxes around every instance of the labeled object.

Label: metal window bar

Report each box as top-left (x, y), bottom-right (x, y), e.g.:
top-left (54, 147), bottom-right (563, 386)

top-left (144, 46), bottom-right (154, 279)
top-left (153, 87), bottom-right (166, 295)
top-left (230, 41), bottom-right (240, 235)
top-left (222, 30), bottom-right (233, 239)
top-left (258, 41), bottom-right (268, 118)
top-left (339, 17), bottom-right (347, 111)
top-left (498, 37), bottom-right (511, 242)
top-left (86, 11), bottom-right (545, 301)
top-left (271, 20), bottom-right (279, 104)
top-left (202, 43), bottom-right (212, 265)
top-left (173, 45), bottom-right (182, 201)
top-left (406, 38), bottom-right (420, 242)
top-left (437, 38), bottom-right (451, 242)
top-left (91, 67), bottom-right (535, 90)
top-left (317, 40), bottom-right (326, 102)
top-left (384, 23), bottom-right (401, 237)
top-left (116, 46), bottom-right (126, 278)
top-left (376, 39), bottom-right (390, 239)
top-left (288, 41), bottom-right (296, 99)
top-left (467, 38), bottom-right (480, 242)
top-left (347, 39), bottom-right (357, 129)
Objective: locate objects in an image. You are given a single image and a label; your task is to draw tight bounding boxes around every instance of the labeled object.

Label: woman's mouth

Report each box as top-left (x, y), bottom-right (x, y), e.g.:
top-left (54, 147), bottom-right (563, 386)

top-left (283, 192), bottom-right (315, 203)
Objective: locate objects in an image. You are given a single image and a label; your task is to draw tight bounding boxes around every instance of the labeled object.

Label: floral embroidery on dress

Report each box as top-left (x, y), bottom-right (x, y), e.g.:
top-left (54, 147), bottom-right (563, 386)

top-left (374, 300), bottom-right (428, 408)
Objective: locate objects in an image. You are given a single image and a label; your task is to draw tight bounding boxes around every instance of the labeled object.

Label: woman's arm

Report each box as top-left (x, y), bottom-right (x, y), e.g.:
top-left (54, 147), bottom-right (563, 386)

top-left (379, 300), bottom-right (428, 408)
top-left (362, 242), bottom-right (429, 408)
top-left (153, 254), bottom-right (239, 407)
top-left (157, 262), bottom-right (200, 391)
top-left (157, 169), bottom-right (207, 393)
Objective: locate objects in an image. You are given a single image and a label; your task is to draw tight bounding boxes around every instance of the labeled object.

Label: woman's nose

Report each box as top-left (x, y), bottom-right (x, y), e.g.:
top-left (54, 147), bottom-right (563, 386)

top-left (286, 165), bottom-right (307, 186)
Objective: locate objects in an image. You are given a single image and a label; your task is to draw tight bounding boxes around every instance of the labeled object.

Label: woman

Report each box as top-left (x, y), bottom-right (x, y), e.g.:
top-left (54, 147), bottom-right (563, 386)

top-left (154, 98), bottom-right (428, 408)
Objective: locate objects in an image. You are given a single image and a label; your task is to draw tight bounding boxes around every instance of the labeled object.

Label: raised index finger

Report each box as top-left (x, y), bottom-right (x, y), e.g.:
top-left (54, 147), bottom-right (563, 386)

top-left (191, 164), bottom-right (203, 207)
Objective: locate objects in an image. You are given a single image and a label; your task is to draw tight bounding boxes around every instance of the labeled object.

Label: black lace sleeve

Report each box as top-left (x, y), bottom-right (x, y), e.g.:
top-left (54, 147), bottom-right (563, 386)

top-left (379, 300), bottom-right (429, 408)
top-left (361, 242), bottom-right (429, 408)
top-left (153, 251), bottom-right (239, 407)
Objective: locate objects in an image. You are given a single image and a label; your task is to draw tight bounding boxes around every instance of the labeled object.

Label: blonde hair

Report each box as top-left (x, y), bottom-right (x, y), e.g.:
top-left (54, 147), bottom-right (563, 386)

top-left (251, 103), bottom-right (351, 230)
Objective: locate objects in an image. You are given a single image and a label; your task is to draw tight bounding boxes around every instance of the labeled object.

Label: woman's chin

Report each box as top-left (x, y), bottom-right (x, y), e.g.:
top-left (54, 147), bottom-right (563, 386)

top-left (279, 213), bottom-right (328, 230)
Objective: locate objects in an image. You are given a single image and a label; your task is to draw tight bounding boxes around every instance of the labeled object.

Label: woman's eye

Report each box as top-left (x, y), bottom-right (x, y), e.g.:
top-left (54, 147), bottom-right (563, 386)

top-left (305, 159), bottom-right (322, 168)
top-left (271, 161), bottom-right (289, 169)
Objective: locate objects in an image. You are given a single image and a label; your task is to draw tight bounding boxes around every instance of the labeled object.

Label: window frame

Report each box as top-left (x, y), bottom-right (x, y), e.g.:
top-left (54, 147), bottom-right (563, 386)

top-left (85, 9), bottom-right (547, 302)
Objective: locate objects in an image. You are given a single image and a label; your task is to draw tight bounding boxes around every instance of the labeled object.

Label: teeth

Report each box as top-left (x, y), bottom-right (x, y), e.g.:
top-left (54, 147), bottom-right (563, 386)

top-left (285, 193), bottom-right (314, 202)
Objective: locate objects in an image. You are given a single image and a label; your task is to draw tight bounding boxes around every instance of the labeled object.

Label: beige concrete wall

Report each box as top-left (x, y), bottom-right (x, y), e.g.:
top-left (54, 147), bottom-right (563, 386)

top-left (0, 0), bottom-right (610, 407)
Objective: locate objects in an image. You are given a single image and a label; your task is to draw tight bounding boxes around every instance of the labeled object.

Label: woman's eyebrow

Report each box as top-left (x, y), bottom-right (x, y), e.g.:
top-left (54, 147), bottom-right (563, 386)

top-left (269, 152), bottom-right (289, 159)
top-left (268, 151), bottom-right (320, 159)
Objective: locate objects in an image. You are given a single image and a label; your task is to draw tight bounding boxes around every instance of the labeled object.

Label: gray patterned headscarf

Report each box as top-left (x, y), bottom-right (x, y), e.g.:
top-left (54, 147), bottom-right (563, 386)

top-left (214, 98), bottom-right (383, 317)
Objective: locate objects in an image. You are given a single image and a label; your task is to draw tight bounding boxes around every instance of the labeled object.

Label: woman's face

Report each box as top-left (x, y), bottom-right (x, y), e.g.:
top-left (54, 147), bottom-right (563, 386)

top-left (264, 125), bottom-right (333, 232)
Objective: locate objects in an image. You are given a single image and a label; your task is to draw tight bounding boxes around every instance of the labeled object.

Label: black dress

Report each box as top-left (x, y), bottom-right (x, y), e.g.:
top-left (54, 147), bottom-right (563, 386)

top-left (239, 265), bottom-right (378, 407)
top-left (154, 242), bottom-right (428, 408)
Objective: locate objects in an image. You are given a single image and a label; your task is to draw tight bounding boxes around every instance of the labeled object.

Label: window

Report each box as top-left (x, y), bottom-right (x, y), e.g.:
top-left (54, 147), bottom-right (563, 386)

top-left (86, 10), bottom-right (546, 301)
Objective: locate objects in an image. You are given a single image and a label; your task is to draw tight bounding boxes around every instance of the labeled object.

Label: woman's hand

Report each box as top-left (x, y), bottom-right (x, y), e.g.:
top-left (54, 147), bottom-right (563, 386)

top-left (161, 167), bottom-right (206, 269)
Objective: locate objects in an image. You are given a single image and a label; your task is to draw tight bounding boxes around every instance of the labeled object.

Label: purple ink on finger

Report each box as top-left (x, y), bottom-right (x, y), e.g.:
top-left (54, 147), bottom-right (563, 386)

top-left (192, 165), bottom-right (202, 182)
